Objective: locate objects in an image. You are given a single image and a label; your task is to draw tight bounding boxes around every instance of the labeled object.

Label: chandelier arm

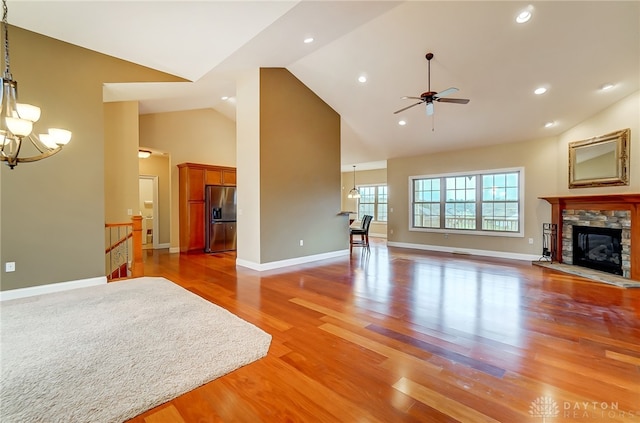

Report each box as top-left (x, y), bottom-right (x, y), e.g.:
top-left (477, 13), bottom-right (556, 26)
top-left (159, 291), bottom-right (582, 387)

top-left (0, 134), bottom-right (22, 168)
top-left (26, 133), bottom-right (53, 154)
top-left (0, 146), bottom-right (62, 164)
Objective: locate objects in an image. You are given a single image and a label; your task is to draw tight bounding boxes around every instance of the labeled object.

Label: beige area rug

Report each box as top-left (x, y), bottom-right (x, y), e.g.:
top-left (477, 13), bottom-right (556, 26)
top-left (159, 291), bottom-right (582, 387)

top-left (0, 277), bottom-right (271, 422)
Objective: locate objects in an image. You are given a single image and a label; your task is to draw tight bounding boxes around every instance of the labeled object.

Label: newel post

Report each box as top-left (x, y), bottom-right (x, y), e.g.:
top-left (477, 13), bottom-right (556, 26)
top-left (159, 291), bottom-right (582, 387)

top-left (131, 215), bottom-right (144, 277)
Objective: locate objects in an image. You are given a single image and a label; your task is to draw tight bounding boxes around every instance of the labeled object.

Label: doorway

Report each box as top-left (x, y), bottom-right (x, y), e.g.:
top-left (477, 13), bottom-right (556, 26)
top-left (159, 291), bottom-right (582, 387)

top-left (139, 175), bottom-right (159, 249)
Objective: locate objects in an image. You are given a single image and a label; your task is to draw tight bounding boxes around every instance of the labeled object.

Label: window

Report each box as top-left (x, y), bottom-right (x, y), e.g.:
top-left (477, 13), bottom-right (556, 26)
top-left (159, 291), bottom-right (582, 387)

top-left (358, 185), bottom-right (387, 222)
top-left (445, 175), bottom-right (476, 230)
top-left (413, 178), bottom-right (440, 228)
top-left (410, 168), bottom-right (523, 236)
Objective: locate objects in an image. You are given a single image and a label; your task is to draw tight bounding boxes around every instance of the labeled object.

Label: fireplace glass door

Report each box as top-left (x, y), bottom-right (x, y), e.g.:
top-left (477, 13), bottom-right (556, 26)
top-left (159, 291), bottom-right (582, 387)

top-left (572, 226), bottom-right (623, 275)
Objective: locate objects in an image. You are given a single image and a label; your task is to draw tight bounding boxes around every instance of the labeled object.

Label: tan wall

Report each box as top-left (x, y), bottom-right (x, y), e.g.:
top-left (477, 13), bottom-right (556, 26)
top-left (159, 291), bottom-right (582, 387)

top-left (555, 90), bottom-right (640, 194)
top-left (0, 26), bottom-right (183, 291)
top-left (139, 155), bottom-right (171, 245)
top-left (342, 168), bottom-right (388, 237)
top-left (259, 68), bottom-right (343, 262)
top-left (104, 101), bottom-right (140, 223)
top-left (139, 109), bottom-right (236, 250)
top-left (388, 136), bottom-right (557, 256)
top-left (387, 90), bottom-right (639, 257)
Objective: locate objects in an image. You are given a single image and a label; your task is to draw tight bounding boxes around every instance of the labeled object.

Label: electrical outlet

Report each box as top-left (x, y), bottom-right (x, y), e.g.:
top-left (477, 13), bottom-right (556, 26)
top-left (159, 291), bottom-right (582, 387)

top-left (444, 233), bottom-right (449, 239)
top-left (5, 262), bottom-right (15, 272)
top-left (127, 209), bottom-right (133, 216)
top-left (299, 239), bottom-right (304, 247)
top-left (528, 238), bottom-right (534, 244)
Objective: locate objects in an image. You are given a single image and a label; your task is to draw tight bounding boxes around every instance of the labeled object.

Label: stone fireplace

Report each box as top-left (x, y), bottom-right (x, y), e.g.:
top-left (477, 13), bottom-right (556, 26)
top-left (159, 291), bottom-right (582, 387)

top-left (562, 210), bottom-right (628, 277)
top-left (540, 194), bottom-right (640, 282)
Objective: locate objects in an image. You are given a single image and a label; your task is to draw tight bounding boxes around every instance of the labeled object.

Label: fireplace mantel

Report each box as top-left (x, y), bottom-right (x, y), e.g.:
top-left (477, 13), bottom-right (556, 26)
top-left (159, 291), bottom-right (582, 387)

top-left (539, 193), bottom-right (640, 282)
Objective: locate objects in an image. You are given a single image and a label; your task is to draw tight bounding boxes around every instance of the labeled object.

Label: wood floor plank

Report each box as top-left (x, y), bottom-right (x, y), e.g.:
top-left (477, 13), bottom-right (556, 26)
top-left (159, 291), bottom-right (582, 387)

top-left (534, 353), bottom-right (640, 391)
top-left (125, 239), bottom-right (640, 422)
top-left (319, 322), bottom-right (443, 373)
top-left (393, 376), bottom-right (501, 423)
top-left (215, 295), bottom-right (293, 333)
top-left (368, 323), bottom-right (506, 378)
top-left (289, 297), bottom-right (371, 327)
top-left (143, 405), bottom-right (186, 423)
top-left (606, 349), bottom-right (640, 366)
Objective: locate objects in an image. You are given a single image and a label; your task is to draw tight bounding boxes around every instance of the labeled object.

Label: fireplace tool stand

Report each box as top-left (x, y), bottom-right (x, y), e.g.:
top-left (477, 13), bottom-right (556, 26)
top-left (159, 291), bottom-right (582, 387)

top-left (539, 223), bottom-right (557, 262)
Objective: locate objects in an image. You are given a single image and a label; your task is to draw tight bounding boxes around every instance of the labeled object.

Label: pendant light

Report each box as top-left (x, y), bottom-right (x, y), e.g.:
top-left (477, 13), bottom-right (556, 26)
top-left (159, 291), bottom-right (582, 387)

top-left (0, 0), bottom-right (72, 169)
top-left (347, 165), bottom-right (360, 199)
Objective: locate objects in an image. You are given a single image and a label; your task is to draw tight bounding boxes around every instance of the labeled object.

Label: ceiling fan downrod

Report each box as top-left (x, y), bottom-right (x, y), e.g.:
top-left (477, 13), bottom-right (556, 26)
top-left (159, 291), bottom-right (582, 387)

top-left (426, 52), bottom-right (433, 93)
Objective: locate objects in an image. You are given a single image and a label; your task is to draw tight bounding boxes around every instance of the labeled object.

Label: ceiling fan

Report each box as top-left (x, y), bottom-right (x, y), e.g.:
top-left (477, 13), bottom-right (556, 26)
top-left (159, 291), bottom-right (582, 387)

top-left (394, 52), bottom-right (470, 116)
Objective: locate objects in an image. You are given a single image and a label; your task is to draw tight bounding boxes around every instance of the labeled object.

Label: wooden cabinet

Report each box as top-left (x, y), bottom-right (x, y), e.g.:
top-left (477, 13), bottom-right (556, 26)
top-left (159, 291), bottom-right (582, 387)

top-left (178, 163), bottom-right (236, 252)
top-left (204, 168), bottom-right (237, 185)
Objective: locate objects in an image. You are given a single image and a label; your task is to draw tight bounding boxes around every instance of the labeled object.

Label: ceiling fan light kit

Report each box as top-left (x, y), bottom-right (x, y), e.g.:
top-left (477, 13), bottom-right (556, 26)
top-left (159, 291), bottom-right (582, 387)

top-left (394, 52), bottom-right (470, 117)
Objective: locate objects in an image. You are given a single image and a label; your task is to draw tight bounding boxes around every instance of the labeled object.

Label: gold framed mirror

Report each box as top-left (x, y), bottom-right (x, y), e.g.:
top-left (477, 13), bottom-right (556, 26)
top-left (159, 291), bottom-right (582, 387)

top-left (568, 128), bottom-right (630, 188)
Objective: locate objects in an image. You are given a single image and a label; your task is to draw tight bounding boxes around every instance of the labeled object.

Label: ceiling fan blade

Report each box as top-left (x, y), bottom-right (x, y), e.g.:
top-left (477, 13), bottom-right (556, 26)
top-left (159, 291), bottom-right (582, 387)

top-left (434, 87), bottom-right (458, 98)
top-left (393, 101), bottom-right (424, 114)
top-left (426, 102), bottom-right (434, 116)
top-left (401, 96), bottom-right (423, 100)
top-left (436, 98), bottom-right (470, 104)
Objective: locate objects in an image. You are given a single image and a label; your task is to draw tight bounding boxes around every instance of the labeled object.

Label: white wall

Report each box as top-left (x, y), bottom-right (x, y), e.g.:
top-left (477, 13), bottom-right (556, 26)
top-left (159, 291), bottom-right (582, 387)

top-left (235, 69), bottom-right (262, 264)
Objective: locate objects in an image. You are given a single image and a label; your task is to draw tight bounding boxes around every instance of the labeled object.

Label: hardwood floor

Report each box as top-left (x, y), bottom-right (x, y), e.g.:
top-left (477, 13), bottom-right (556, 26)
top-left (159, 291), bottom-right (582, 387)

top-left (127, 239), bottom-right (640, 423)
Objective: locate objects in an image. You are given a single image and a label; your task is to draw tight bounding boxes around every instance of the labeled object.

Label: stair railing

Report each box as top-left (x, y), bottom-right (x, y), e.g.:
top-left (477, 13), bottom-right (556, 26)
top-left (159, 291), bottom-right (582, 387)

top-left (105, 216), bottom-right (143, 280)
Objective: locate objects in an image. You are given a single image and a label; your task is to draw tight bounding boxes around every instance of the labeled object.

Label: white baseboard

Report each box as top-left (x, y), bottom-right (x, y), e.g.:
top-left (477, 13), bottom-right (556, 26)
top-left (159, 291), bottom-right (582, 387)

top-left (386, 241), bottom-right (539, 262)
top-left (0, 276), bottom-right (107, 301)
top-left (155, 243), bottom-right (171, 249)
top-left (369, 232), bottom-right (387, 239)
top-left (237, 249), bottom-right (349, 271)
top-left (169, 247), bottom-right (180, 254)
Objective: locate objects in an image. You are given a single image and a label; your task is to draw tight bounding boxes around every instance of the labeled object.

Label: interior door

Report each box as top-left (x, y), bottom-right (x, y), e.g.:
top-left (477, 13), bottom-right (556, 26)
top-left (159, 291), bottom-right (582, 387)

top-left (138, 176), bottom-right (158, 248)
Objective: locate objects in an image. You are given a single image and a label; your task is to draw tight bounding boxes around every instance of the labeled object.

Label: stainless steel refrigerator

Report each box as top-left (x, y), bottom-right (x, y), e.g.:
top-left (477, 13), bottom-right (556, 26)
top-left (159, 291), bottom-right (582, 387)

top-left (205, 185), bottom-right (237, 253)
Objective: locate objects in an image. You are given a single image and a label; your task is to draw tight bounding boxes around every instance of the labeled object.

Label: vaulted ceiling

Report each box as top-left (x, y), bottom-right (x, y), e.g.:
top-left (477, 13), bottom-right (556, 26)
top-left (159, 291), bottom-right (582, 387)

top-left (9, 1), bottom-right (639, 170)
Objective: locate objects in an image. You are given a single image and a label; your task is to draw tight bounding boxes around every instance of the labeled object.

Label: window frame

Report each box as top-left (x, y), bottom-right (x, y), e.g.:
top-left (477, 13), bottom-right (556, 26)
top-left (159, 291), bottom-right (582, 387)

top-left (408, 167), bottom-right (524, 238)
top-left (357, 184), bottom-right (388, 223)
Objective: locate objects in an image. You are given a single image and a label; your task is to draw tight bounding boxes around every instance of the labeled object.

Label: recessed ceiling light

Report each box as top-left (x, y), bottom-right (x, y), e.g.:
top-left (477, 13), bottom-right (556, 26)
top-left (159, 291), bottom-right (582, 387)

top-left (221, 96), bottom-right (229, 101)
top-left (544, 121), bottom-right (555, 128)
top-left (534, 87), bottom-right (547, 95)
top-left (600, 83), bottom-right (615, 91)
top-left (303, 37), bottom-right (314, 44)
top-left (398, 120), bottom-right (407, 126)
top-left (358, 75), bottom-right (367, 83)
top-left (516, 5), bottom-right (533, 23)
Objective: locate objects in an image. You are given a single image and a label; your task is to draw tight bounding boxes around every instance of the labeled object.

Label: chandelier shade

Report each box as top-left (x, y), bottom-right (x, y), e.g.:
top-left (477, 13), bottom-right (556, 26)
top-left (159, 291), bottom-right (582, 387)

top-left (0, 0), bottom-right (72, 169)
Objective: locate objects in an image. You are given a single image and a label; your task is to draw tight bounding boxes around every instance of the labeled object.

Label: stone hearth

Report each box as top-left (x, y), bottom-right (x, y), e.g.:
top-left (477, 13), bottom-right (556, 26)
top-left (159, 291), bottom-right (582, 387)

top-left (532, 261), bottom-right (640, 288)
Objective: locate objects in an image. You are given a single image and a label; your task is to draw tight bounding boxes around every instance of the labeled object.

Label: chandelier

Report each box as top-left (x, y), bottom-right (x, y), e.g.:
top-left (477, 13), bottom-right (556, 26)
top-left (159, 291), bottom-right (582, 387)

top-left (347, 165), bottom-right (360, 199)
top-left (0, 0), bottom-right (71, 169)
